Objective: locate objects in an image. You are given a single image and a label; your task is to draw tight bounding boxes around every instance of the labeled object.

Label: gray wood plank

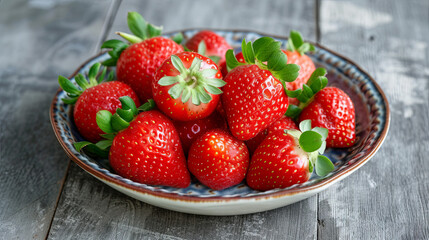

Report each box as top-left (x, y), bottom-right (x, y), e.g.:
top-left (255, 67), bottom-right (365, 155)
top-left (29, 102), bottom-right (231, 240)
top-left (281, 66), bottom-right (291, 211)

top-left (317, 0), bottom-right (429, 239)
top-left (0, 0), bottom-right (114, 239)
top-left (48, 0), bottom-right (319, 239)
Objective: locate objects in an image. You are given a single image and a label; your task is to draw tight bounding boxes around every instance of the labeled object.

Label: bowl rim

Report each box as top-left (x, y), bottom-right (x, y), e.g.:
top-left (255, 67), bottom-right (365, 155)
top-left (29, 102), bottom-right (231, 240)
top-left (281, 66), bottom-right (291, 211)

top-left (50, 28), bottom-right (390, 203)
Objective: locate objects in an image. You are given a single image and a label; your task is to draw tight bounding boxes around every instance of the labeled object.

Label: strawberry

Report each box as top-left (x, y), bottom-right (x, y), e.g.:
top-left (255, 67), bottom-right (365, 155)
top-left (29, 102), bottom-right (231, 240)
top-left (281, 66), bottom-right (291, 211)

top-left (222, 37), bottom-right (300, 140)
top-left (58, 63), bottom-right (140, 143)
top-left (188, 129), bottom-right (249, 190)
top-left (247, 120), bottom-right (334, 191)
top-left (75, 97), bottom-right (191, 188)
top-left (299, 87), bottom-right (356, 148)
top-left (245, 115), bottom-right (298, 155)
top-left (283, 31), bottom-right (316, 93)
top-left (173, 111), bottom-right (226, 154)
top-left (285, 68), bottom-right (356, 148)
top-left (101, 12), bottom-right (183, 102)
top-left (152, 52), bottom-right (225, 121)
top-left (185, 30), bottom-right (232, 67)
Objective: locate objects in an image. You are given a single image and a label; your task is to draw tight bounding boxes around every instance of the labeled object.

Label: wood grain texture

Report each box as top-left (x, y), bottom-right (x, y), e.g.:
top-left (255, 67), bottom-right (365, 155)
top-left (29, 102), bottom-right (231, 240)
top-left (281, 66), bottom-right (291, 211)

top-left (317, 0), bottom-right (429, 239)
top-left (0, 0), bottom-right (113, 239)
top-left (48, 0), bottom-right (319, 239)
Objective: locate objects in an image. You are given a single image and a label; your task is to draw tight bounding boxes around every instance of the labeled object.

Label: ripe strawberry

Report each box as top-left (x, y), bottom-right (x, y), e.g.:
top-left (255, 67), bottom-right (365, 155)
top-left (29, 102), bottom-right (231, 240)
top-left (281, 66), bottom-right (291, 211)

top-left (185, 30), bottom-right (231, 66)
top-left (173, 111), bottom-right (226, 154)
top-left (283, 31), bottom-right (316, 92)
top-left (245, 115), bottom-right (298, 155)
top-left (299, 87), bottom-right (355, 148)
top-left (152, 52), bottom-right (225, 121)
top-left (188, 129), bottom-right (249, 190)
top-left (76, 97), bottom-right (191, 188)
top-left (222, 37), bottom-right (300, 140)
top-left (58, 63), bottom-right (140, 143)
top-left (101, 12), bottom-right (183, 102)
top-left (247, 120), bottom-right (334, 191)
top-left (285, 68), bottom-right (355, 148)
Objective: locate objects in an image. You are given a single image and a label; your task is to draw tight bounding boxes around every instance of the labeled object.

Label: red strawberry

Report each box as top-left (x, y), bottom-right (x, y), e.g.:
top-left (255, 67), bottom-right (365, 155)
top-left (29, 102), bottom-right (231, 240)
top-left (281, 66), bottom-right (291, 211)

top-left (188, 129), bottom-right (249, 190)
top-left (247, 120), bottom-right (334, 191)
top-left (173, 111), bottom-right (226, 154)
top-left (185, 30), bottom-right (232, 66)
top-left (222, 37), bottom-right (300, 140)
top-left (76, 97), bottom-right (191, 188)
top-left (245, 115), bottom-right (298, 155)
top-left (58, 63), bottom-right (140, 143)
top-left (152, 52), bottom-right (225, 121)
top-left (299, 87), bottom-right (355, 148)
top-left (283, 31), bottom-right (316, 92)
top-left (101, 12), bottom-right (183, 102)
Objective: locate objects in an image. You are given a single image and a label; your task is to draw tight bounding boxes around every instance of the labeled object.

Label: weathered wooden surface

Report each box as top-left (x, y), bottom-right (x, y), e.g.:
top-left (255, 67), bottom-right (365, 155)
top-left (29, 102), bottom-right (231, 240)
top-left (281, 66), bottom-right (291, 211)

top-left (317, 0), bottom-right (429, 239)
top-left (0, 0), bottom-right (114, 239)
top-left (1, 0), bottom-right (428, 239)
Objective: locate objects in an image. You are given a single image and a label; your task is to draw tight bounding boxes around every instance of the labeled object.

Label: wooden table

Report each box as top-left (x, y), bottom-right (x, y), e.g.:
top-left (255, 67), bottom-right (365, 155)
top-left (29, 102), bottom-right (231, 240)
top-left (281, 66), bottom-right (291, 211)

top-left (1, 0), bottom-right (428, 239)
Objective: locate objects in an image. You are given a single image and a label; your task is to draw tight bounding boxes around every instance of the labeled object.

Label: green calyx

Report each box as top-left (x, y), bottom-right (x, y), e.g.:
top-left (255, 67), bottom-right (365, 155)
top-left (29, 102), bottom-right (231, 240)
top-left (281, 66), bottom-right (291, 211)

top-left (157, 55), bottom-right (226, 106)
top-left (286, 30), bottom-right (315, 56)
top-left (285, 67), bottom-right (329, 119)
top-left (101, 12), bottom-right (163, 66)
top-left (285, 119), bottom-right (334, 177)
top-left (197, 41), bottom-right (221, 64)
top-left (73, 97), bottom-right (156, 156)
top-left (58, 62), bottom-right (114, 104)
top-left (225, 37), bottom-right (300, 86)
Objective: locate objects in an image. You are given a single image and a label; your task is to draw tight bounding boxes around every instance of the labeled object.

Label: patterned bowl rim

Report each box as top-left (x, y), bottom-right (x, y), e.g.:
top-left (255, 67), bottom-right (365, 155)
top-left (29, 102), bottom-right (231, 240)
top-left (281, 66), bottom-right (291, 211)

top-left (50, 29), bottom-right (390, 203)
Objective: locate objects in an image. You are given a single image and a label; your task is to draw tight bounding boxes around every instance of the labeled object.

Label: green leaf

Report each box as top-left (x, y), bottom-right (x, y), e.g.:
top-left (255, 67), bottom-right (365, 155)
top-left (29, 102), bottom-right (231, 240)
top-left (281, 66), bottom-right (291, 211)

top-left (95, 139), bottom-right (113, 150)
top-left (196, 86), bottom-right (212, 104)
top-left (101, 39), bottom-right (128, 50)
top-left (58, 76), bottom-right (82, 95)
top-left (116, 108), bottom-right (134, 122)
top-left (285, 104), bottom-right (302, 119)
top-left (225, 49), bottom-right (243, 71)
top-left (267, 51), bottom-right (287, 71)
top-left (299, 119), bottom-right (312, 132)
top-left (127, 12), bottom-right (148, 39)
top-left (204, 84), bottom-right (223, 95)
top-left (61, 97), bottom-right (78, 105)
top-left (255, 41), bottom-right (281, 62)
top-left (286, 89), bottom-right (302, 98)
top-left (287, 30), bottom-right (304, 52)
top-left (107, 71), bottom-right (115, 81)
top-left (286, 129), bottom-right (301, 139)
top-left (204, 77), bottom-right (226, 87)
top-left (74, 74), bottom-right (89, 90)
top-left (102, 58), bottom-right (117, 67)
top-left (201, 68), bottom-right (218, 78)
top-left (116, 32), bottom-right (143, 44)
top-left (119, 96), bottom-right (138, 115)
top-left (83, 143), bottom-right (109, 158)
top-left (302, 84), bottom-right (314, 99)
top-left (97, 67), bottom-right (107, 84)
top-left (137, 99), bottom-right (156, 112)
top-left (312, 127), bottom-right (328, 140)
top-left (158, 76), bottom-right (179, 86)
top-left (299, 131), bottom-right (323, 152)
top-left (318, 141), bottom-right (327, 155)
top-left (252, 37), bottom-right (275, 56)
top-left (315, 155), bottom-right (334, 176)
top-left (88, 62), bottom-right (101, 80)
top-left (147, 23), bottom-right (162, 38)
top-left (191, 89), bottom-right (200, 105)
top-left (189, 57), bottom-right (202, 72)
top-left (172, 32), bottom-right (184, 44)
top-left (100, 133), bottom-right (116, 140)
top-left (241, 39), bottom-right (255, 64)
top-left (198, 41), bottom-right (207, 56)
top-left (111, 113), bottom-right (130, 132)
top-left (168, 83), bottom-right (184, 99)
top-left (276, 63), bottom-right (300, 82)
top-left (208, 55), bottom-right (221, 64)
top-left (297, 43), bottom-right (313, 55)
top-left (73, 141), bottom-right (92, 152)
top-left (181, 87), bottom-right (191, 103)
top-left (170, 55), bottom-right (187, 73)
top-left (308, 159), bottom-right (314, 173)
top-left (96, 110), bottom-right (114, 134)
top-left (307, 68), bottom-right (327, 85)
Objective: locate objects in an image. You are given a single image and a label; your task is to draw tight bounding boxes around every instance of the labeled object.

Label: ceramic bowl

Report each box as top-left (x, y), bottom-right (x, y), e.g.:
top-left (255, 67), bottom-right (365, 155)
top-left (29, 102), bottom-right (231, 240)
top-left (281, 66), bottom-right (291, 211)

top-left (50, 29), bottom-right (390, 215)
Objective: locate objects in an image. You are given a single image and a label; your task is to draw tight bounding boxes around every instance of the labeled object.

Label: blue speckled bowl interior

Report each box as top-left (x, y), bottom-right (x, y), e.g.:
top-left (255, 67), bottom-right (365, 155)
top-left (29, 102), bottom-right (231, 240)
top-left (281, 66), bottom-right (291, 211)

top-left (51, 30), bottom-right (389, 198)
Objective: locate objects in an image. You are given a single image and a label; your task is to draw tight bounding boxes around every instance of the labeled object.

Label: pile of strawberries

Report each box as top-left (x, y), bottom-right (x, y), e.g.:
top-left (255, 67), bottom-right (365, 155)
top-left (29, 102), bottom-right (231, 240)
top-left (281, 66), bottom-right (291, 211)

top-left (59, 12), bottom-right (356, 191)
